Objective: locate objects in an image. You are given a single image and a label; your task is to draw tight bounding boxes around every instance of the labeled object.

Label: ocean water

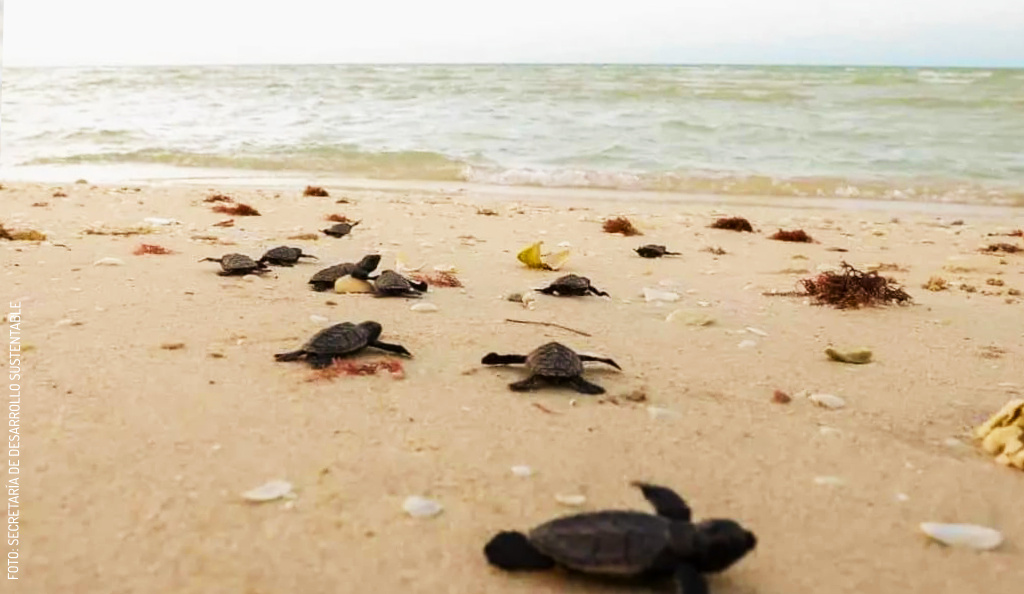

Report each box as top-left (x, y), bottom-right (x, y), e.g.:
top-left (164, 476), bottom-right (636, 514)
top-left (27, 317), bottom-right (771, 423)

top-left (2, 64), bottom-right (1023, 205)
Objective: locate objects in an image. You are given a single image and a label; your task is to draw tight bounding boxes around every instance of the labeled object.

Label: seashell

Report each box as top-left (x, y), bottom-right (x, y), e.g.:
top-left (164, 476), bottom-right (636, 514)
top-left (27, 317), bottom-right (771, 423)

top-left (738, 339), bottom-right (757, 349)
top-left (554, 494), bottom-right (586, 507)
top-left (410, 303), bottom-right (438, 313)
top-left (643, 288), bottom-right (680, 303)
top-left (745, 327), bottom-right (768, 337)
top-left (521, 291), bottom-right (538, 310)
top-left (825, 347), bottom-right (873, 364)
top-left (511, 465), bottom-right (534, 477)
top-left (647, 406), bottom-right (680, 421)
top-left (395, 252), bottom-right (424, 274)
top-left (433, 264), bottom-right (457, 273)
top-left (920, 523), bottom-right (1003, 550)
top-left (93, 257), bottom-right (124, 266)
top-left (334, 276), bottom-right (374, 294)
top-left (309, 314), bottom-right (329, 325)
top-left (402, 496), bottom-right (443, 518)
top-left (665, 310), bottom-right (715, 326)
top-left (241, 480), bottom-right (294, 503)
top-left (809, 393), bottom-right (846, 409)
top-left (144, 217), bottom-right (179, 226)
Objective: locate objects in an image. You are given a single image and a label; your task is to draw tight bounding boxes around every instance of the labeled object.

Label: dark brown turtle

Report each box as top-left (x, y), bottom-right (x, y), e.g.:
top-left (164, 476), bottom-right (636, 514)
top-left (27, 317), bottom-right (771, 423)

top-left (536, 274), bottom-right (609, 297)
top-left (484, 482), bottom-right (757, 594)
top-left (258, 246), bottom-right (318, 266)
top-left (199, 253), bottom-right (268, 276)
top-left (308, 254), bottom-right (382, 292)
top-left (274, 321), bottom-right (411, 368)
top-left (636, 244), bottom-right (681, 258)
top-left (322, 221), bottom-right (360, 238)
top-left (481, 341), bottom-right (620, 394)
top-left (371, 269), bottom-right (428, 298)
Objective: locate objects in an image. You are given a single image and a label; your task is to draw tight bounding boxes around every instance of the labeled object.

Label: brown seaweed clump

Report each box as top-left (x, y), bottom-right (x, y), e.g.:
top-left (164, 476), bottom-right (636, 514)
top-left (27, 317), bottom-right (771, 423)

top-left (800, 262), bottom-right (911, 309)
top-left (602, 217), bottom-right (642, 236)
top-left (133, 244), bottom-right (175, 255)
top-left (203, 193), bottom-right (233, 203)
top-left (212, 203), bottom-right (261, 216)
top-left (710, 217), bottom-right (754, 232)
top-left (410, 271), bottom-right (463, 288)
top-left (325, 213), bottom-right (353, 223)
top-left (0, 224), bottom-right (47, 241)
top-left (304, 185), bottom-right (330, 197)
top-left (981, 243), bottom-right (1021, 254)
top-left (769, 229), bottom-right (814, 243)
top-left (306, 358), bottom-right (404, 381)
top-left (1010, 229), bottom-right (1023, 237)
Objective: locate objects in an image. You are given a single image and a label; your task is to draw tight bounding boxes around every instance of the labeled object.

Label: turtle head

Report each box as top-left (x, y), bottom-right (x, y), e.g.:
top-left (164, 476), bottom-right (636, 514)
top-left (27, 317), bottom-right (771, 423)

top-left (674, 519), bottom-right (756, 574)
top-left (357, 321), bottom-right (383, 342)
top-left (356, 254), bottom-right (382, 272)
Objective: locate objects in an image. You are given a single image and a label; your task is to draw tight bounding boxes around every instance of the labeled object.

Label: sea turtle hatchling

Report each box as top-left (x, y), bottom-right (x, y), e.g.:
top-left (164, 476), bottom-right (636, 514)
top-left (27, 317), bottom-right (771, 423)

top-left (537, 274), bottom-right (609, 297)
top-left (371, 269), bottom-right (428, 298)
top-left (199, 253), bottom-right (268, 276)
top-left (322, 221), bottom-right (360, 238)
top-left (636, 244), bottom-right (682, 258)
top-left (258, 246), bottom-right (318, 266)
top-left (308, 254), bottom-right (382, 292)
top-left (274, 321), bottom-right (412, 368)
top-left (481, 341), bottom-right (620, 394)
top-left (484, 481), bottom-right (757, 594)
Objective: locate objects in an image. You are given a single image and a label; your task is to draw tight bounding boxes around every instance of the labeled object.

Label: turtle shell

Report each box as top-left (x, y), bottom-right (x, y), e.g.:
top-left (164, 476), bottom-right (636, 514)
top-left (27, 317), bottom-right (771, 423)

top-left (529, 510), bottom-right (671, 575)
top-left (324, 222), bottom-right (357, 237)
top-left (550, 274), bottom-right (591, 292)
top-left (299, 322), bottom-right (376, 356)
top-left (374, 270), bottom-right (414, 292)
top-left (262, 246), bottom-right (302, 263)
top-left (221, 253), bottom-right (260, 271)
top-left (525, 342), bottom-right (584, 378)
top-left (309, 263), bottom-right (357, 285)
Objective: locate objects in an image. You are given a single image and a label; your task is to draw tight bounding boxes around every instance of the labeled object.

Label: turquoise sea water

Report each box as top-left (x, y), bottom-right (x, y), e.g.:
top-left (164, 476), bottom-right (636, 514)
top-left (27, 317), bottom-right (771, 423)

top-left (2, 64), bottom-right (1023, 204)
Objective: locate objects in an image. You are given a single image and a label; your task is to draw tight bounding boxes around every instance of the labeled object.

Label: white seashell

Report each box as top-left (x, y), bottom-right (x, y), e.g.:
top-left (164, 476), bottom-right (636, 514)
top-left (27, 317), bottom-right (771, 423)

top-left (809, 393), bottom-right (846, 409)
top-left (521, 291), bottom-right (538, 310)
top-left (55, 319), bottom-right (75, 327)
top-left (555, 494), bottom-right (586, 507)
top-left (745, 327), bottom-right (768, 336)
top-left (144, 217), bottom-right (179, 226)
top-left (813, 476), bottom-right (845, 486)
top-left (93, 257), bottom-right (124, 266)
top-left (647, 406), bottom-right (680, 421)
top-left (665, 310), bottom-right (715, 326)
top-left (511, 465), bottom-right (534, 477)
top-left (410, 303), bottom-right (438, 313)
top-left (738, 340), bottom-right (757, 349)
top-left (920, 523), bottom-right (1003, 550)
top-left (557, 241), bottom-right (572, 248)
top-left (403, 496), bottom-right (443, 518)
top-left (433, 264), bottom-right (457, 273)
top-left (643, 288), bottom-right (680, 303)
top-left (242, 480), bottom-right (294, 503)
top-left (309, 314), bottom-right (329, 325)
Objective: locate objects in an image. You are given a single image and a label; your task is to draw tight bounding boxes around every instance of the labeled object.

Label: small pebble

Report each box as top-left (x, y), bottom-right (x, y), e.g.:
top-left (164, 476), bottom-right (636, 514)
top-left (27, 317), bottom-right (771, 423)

top-left (825, 347), bottom-right (873, 364)
top-left (555, 494), bottom-right (587, 507)
top-left (772, 390), bottom-right (791, 404)
top-left (410, 303), bottom-right (438, 313)
top-left (511, 465), bottom-right (534, 477)
top-left (809, 393), bottom-right (846, 409)
top-left (920, 523), bottom-right (1003, 550)
top-left (241, 480), bottom-right (294, 503)
top-left (402, 496), bottom-right (443, 518)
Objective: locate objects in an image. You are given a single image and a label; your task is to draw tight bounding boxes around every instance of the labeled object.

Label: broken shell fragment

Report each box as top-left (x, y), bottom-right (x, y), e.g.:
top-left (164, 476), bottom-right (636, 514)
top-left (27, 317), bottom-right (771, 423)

top-left (334, 276), bottom-right (374, 294)
top-left (920, 523), bottom-right (1003, 551)
top-left (809, 393), bottom-right (846, 409)
top-left (402, 496), bottom-right (443, 518)
top-left (554, 494), bottom-right (587, 507)
top-left (241, 480), bottom-right (294, 503)
top-left (511, 465), bottom-right (534, 477)
top-left (410, 303), bottom-right (439, 313)
top-left (643, 288), bottom-right (680, 303)
top-left (825, 348), bottom-right (873, 364)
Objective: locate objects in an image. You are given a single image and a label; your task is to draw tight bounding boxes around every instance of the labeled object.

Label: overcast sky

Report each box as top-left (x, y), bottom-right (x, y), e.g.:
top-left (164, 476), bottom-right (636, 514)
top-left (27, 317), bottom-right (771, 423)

top-left (2, 0), bottom-right (1023, 67)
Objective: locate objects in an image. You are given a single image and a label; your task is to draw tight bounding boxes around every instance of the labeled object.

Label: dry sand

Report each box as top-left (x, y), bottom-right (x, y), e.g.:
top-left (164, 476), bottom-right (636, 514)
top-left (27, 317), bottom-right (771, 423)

top-left (3, 179), bottom-right (1024, 593)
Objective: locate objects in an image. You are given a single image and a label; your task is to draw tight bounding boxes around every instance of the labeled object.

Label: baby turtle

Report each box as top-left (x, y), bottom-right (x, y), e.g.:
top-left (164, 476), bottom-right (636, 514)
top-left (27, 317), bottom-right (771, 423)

top-left (308, 254), bottom-right (382, 292)
top-left (537, 274), bottom-right (609, 297)
top-left (484, 481), bottom-right (757, 594)
top-left (372, 270), bottom-right (428, 298)
top-left (636, 244), bottom-right (681, 259)
top-left (481, 341), bottom-right (620, 394)
top-left (322, 221), bottom-right (360, 238)
top-left (199, 253), bottom-right (268, 276)
top-left (259, 246), bottom-right (318, 266)
top-left (274, 321), bottom-right (411, 368)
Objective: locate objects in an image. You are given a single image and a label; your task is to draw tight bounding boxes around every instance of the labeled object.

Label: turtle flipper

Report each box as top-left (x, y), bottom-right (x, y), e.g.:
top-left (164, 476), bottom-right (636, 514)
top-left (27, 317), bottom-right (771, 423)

top-left (199, 257), bottom-right (222, 263)
top-left (536, 286), bottom-right (557, 295)
top-left (484, 531), bottom-right (556, 571)
top-left (481, 353), bottom-right (527, 365)
top-left (409, 279), bottom-right (428, 292)
top-left (299, 253), bottom-right (318, 260)
top-left (673, 564), bottom-right (709, 594)
top-left (370, 340), bottom-right (413, 357)
top-left (577, 354), bottom-right (622, 370)
top-left (509, 375), bottom-right (544, 392)
top-left (274, 350), bottom-right (306, 362)
top-left (632, 482), bottom-right (692, 522)
top-left (568, 376), bottom-right (605, 395)
top-left (307, 355), bottom-right (336, 369)
top-left (588, 287), bottom-right (610, 297)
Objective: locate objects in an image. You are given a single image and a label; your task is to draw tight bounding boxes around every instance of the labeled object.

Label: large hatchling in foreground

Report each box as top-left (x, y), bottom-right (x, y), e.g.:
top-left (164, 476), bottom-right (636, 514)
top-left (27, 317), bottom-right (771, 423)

top-left (275, 321), bottom-right (411, 368)
top-left (481, 341), bottom-right (620, 394)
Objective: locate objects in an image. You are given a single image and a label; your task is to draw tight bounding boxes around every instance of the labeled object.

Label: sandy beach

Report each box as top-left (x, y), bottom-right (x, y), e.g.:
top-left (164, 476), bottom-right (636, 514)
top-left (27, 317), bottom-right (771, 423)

top-left (3, 179), bottom-right (1024, 593)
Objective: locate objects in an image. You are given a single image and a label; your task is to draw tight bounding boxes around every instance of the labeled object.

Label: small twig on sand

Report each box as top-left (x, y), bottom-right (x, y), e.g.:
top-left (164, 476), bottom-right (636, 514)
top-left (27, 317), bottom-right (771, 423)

top-left (505, 318), bottom-right (591, 337)
top-left (531, 402), bottom-right (560, 414)
top-left (50, 243), bottom-right (71, 250)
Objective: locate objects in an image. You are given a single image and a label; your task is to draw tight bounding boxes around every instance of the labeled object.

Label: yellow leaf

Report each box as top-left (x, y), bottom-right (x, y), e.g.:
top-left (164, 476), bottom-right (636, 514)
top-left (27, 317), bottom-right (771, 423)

top-left (517, 241), bottom-right (571, 271)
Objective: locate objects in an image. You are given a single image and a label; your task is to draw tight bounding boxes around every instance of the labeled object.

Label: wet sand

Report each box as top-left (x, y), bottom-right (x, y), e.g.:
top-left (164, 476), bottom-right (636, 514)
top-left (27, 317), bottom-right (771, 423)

top-left (3, 180), bottom-right (1023, 593)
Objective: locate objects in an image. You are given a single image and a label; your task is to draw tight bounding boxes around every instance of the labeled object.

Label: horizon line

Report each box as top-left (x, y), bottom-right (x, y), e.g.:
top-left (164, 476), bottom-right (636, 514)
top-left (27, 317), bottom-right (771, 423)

top-left (4, 61), bottom-right (1023, 70)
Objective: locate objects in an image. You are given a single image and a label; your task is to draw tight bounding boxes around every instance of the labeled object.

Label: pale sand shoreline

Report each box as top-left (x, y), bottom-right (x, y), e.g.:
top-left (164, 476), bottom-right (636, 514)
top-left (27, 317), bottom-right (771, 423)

top-left (3, 179), bottom-right (1023, 593)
